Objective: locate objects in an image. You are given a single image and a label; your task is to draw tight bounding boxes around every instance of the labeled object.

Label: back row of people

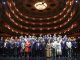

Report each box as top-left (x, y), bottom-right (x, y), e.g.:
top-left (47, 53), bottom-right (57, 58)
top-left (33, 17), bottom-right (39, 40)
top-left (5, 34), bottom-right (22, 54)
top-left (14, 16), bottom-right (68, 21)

top-left (0, 34), bottom-right (77, 57)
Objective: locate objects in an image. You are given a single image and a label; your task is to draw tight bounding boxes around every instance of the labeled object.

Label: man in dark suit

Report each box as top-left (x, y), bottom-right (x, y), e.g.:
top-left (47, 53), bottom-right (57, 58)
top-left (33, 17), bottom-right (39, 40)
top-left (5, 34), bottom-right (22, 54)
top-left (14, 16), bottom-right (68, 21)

top-left (71, 38), bottom-right (77, 56)
top-left (0, 37), bottom-right (4, 56)
top-left (5, 40), bottom-right (11, 56)
top-left (35, 40), bottom-right (44, 57)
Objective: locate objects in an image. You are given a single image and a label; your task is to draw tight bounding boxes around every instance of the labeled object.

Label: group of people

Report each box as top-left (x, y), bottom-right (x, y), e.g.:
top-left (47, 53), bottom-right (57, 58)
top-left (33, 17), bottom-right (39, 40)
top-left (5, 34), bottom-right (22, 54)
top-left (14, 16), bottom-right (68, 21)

top-left (0, 34), bottom-right (77, 58)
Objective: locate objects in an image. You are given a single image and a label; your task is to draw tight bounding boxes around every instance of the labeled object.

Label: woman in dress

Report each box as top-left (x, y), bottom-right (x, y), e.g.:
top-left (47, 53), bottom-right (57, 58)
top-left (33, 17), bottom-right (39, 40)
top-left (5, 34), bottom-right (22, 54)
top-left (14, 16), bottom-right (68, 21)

top-left (25, 40), bottom-right (31, 57)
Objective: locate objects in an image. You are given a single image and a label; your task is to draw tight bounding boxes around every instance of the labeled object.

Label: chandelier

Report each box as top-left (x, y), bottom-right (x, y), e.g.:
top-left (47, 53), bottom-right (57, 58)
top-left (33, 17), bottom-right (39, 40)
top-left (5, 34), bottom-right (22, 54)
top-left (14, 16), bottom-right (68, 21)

top-left (34, 0), bottom-right (47, 10)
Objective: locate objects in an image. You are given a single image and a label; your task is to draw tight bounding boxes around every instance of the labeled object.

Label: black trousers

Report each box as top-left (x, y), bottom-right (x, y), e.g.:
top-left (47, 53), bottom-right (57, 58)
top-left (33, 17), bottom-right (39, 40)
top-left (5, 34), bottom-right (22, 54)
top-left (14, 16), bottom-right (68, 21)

top-left (0, 47), bottom-right (3, 56)
top-left (62, 48), bottom-right (67, 57)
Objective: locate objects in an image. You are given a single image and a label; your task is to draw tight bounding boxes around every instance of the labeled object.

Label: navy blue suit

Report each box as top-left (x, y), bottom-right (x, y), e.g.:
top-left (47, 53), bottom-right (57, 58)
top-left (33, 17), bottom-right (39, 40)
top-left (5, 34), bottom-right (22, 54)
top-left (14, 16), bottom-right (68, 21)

top-left (72, 41), bottom-right (77, 56)
top-left (0, 39), bottom-right (4, 55)
top-left (34, 42), bottom-right (44, 57)
top-left (61, 41), bottom-right (67, 57)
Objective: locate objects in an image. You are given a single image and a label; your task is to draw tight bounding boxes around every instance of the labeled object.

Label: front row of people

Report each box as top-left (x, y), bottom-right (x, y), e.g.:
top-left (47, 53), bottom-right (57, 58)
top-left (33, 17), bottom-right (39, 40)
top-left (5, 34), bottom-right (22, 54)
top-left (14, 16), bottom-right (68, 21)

top-left (0, 34), bottom-right (77, 58)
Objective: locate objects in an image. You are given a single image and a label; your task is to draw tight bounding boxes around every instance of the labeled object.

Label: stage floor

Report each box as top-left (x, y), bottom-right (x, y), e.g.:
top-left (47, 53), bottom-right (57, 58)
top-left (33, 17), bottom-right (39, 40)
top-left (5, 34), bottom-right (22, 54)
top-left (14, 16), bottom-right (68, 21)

top-left (0, 56), bottom-right (80, 60)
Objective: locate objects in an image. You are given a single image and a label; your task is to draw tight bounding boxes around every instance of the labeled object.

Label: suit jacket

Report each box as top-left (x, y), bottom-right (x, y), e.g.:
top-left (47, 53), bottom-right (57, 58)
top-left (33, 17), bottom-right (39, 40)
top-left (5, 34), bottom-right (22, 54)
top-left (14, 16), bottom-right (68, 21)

top-left (35, 42), bottom-right (43, 50)
top-left (0, 40), bottom-right (4, 48)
